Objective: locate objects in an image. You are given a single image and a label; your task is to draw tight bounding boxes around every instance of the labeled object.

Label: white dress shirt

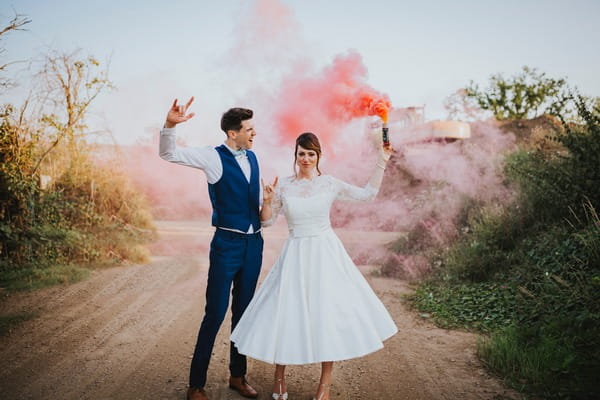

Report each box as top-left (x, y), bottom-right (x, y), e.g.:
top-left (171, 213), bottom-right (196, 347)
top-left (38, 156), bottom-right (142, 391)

top-left (159, 127), bottom-right (260, 233)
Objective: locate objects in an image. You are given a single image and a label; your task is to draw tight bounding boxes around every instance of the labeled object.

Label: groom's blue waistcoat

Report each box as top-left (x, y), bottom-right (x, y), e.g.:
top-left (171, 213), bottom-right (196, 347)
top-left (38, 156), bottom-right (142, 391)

top-left (208, 145), bottom-right (261, 232)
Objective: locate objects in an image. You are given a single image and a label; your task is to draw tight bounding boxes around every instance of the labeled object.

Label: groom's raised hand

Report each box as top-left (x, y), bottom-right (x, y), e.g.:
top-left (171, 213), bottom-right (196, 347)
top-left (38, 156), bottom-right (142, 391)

top-left (165, 97), bottom-right (196, 128)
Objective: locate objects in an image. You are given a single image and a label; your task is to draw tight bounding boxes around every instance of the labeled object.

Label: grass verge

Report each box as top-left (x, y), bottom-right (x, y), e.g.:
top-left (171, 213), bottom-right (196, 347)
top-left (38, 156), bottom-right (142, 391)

top-left (0, 264), bottom-right (90, 292)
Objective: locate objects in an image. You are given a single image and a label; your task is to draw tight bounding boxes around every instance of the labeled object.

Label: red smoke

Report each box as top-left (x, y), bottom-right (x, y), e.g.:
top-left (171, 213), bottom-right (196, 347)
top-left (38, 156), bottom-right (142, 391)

top-left (272, 51), bottom-right (391, 150)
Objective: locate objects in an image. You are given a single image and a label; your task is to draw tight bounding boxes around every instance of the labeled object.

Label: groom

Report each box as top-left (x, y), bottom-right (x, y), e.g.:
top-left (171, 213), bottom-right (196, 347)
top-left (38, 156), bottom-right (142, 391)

top-left (159, 97), bottom-right (263, 400)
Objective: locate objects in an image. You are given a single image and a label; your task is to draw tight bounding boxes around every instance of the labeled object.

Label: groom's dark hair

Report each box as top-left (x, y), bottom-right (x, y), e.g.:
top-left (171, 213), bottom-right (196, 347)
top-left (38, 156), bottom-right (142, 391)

top-left (221, 107), bottom-right (253, 134)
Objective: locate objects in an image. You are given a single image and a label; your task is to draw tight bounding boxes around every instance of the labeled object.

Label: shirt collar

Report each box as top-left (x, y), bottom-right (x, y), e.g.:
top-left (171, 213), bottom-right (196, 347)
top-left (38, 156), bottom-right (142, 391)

top-left (223, 142), bottom-right (247, 158)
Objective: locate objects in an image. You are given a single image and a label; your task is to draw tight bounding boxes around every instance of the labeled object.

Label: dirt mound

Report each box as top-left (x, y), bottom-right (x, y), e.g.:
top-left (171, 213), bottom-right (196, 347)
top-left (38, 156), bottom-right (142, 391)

top-left (498, 114), bottom-right (564, 150)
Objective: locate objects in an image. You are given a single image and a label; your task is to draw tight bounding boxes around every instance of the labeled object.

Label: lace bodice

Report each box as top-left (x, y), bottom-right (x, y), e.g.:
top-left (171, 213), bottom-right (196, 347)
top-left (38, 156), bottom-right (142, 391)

top-left (262, 175), bottom-right (378, 237)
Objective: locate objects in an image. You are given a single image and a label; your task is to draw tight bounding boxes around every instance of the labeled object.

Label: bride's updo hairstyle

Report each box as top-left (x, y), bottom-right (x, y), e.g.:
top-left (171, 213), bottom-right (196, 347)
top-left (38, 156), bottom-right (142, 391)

top-left (294, 132), bottom-right (322, 176)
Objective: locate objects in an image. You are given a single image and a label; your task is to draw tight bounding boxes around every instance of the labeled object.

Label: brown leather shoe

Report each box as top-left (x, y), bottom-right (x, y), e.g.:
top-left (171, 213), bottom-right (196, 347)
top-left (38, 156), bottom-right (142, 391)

top-left (186, 387), bottom-right (208, 400)
top-left (228, 376), bottom-right (258, 398)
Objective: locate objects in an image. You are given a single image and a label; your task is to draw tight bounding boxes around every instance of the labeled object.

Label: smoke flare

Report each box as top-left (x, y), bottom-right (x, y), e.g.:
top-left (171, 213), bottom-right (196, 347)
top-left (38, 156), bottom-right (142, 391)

top-left (272, 50), bottom-right (391, 150)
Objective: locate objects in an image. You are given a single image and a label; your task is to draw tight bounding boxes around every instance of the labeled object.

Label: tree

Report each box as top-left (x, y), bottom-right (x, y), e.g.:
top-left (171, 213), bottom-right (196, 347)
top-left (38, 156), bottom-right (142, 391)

top-left (464, 66), bottom-right (571, 120)
top-left (1, 42), bottom-right (114, 267)
top-left (443, 88), bottom-right (486, 121)
top-left (0, 13), bottom-right (31, 90)
top-left (32, 50), bottom-right (113, 174)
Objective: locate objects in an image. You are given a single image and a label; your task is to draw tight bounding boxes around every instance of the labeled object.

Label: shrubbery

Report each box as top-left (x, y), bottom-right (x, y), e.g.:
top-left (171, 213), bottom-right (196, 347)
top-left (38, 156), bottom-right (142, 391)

top-left (0, 31), bottom-right (155, 290)
top-left (0, 104), bottom-right (155, 290)
top-left (411, 97), bottom-right (600, 399)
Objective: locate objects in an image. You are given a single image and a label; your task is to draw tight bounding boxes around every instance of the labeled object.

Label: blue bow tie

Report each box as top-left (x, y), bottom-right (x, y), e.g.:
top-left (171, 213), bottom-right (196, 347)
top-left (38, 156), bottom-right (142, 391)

top-left (232, 148), bottom-right (247, 158)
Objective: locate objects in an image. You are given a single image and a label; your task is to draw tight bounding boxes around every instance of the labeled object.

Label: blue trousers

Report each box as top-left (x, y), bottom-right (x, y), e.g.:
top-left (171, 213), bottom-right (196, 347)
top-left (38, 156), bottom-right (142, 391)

top-left (189, 228), bottom-right (263, 389)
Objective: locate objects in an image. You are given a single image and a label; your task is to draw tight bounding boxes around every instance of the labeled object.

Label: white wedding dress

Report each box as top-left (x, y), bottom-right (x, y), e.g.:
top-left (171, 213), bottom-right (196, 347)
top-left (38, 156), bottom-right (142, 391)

top-left (230, 174), bottom-right (398, 365)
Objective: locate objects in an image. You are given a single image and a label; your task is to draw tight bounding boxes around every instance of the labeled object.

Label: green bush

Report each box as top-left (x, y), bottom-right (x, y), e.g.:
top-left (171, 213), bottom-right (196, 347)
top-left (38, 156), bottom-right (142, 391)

top-left (413, 282), bottom-right (515, 332)
top-left (1, 103), bottom-right (155, 290)
top-left (441, 204), bottom-right (527, 282)
top-left (414, 202), bottom-right (599, 399)
top-left (479, 320), bottom-right (599, 398)
top-left (411, 98), bottom-right (600, 399)
top-left (506, 97), bottom-right (600, 222)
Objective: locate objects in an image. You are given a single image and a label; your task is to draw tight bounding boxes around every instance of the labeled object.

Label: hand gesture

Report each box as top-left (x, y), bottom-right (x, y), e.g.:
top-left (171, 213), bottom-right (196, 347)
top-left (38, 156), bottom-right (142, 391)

top-left (261, 177), bottom-right (279, 204)
top-left (165, 97), bottom-right (196, 128)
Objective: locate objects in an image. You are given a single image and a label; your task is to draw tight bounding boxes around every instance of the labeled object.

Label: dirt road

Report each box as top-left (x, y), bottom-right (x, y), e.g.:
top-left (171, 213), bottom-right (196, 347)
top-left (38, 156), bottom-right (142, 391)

top-left (0, 220), bottom-right (520, 399)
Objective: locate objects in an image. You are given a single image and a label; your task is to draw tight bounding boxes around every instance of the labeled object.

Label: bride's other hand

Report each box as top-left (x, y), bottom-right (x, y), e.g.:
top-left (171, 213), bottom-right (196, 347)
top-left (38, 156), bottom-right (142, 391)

top-left (261, 176), bottom-right (279, 204)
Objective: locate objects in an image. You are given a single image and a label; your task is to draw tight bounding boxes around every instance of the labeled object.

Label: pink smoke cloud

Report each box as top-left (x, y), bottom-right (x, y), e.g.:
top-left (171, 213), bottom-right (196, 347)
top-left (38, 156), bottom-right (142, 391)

top-left (271, 50), bottom-right (391, 152)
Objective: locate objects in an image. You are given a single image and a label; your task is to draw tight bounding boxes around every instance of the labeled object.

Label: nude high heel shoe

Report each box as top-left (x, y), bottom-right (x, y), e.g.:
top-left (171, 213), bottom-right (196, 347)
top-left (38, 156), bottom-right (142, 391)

top-left (272, 377), bottom-right (288, 400)
top-left (312, 383), bottom-right (330, 400)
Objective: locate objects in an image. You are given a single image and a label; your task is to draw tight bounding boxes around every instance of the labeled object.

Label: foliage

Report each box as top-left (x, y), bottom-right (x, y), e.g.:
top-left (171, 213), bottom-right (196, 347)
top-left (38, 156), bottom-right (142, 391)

top-left (553, 97), bottom-right (600, 212)
top-left (413, 282), bottom-right (514, 332)
top-left (505, 96), bottom-right (600, 222)
top-left (477, 324), bottom-right (599, 399)
top-left (1, 21), bottom-right (154, 290)
top-left (387, 222), bottom-right (433, 255)
top-left (440, 204), bottom-right (526, 282)
top-left (1, 101), bottom-right (154, 281)
top-left (410, 99), bottom-right (600, 398)
top-left (464, 66), bottom-right (572, 120)
top-left (0, 264), bottom-right (89, 291)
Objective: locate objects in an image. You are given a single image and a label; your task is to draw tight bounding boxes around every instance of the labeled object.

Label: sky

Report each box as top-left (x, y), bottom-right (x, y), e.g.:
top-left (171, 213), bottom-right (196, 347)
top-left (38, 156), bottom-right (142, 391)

top-left (1, 0), bottom-right (599, 145)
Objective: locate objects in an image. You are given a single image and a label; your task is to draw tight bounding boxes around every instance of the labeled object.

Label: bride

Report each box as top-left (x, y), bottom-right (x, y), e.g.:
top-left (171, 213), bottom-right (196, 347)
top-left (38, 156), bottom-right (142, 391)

top-left (230, 132), bottom-right (397, 400)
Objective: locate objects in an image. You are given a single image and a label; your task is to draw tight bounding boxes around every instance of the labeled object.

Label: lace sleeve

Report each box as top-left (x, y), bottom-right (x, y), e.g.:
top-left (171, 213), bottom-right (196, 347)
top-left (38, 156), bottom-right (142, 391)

top-left (261, 183), bottom-right (283, 227)
top-left (332, 149), bottom-right (389, 202)
top-left (331, 175), bottom-right (379, 202)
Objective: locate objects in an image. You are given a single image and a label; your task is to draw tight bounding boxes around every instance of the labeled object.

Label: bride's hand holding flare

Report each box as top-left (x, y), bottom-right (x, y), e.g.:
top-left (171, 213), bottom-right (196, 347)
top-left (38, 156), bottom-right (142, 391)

top-left (377, 142), bottom-right (395, 170)
top-left (381, 142), bottom-right (394, 162)
top-left (165, 96), bottom-right (196, 128)
top-left (369, 142), bottom-right (395, 190)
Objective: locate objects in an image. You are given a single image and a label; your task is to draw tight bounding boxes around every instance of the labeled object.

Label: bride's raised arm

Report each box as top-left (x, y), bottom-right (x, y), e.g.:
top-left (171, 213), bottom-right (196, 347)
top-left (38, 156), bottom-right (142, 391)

top-left (334, 144), bottom-right (393, 202)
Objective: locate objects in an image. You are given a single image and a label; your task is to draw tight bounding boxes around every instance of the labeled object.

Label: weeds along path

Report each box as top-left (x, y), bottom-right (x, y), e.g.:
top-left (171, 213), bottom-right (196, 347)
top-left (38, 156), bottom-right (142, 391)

top-left (0, 220), bottom-right (520, 399)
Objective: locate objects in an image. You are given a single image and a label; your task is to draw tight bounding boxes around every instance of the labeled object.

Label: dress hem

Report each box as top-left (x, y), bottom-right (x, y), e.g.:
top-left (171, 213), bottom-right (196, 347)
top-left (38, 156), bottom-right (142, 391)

top-left (232, 327), bottom-right (398, 366)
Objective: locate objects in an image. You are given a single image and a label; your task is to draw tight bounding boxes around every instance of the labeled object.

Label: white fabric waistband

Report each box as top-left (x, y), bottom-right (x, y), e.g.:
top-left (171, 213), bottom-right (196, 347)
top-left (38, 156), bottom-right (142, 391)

top-left (288, 225), bottom-right (332, 238)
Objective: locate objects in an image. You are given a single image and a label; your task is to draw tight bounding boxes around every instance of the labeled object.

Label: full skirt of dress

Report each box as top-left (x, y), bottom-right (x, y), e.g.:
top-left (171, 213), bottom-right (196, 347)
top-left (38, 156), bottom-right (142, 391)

top-left (230, 229), bottom-right (398, 365)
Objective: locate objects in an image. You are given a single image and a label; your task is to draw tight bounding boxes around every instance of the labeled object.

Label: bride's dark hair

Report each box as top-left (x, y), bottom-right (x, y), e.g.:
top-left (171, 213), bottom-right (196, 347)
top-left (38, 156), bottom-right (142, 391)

top-left (294, 132), bottom-right (322, 176)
